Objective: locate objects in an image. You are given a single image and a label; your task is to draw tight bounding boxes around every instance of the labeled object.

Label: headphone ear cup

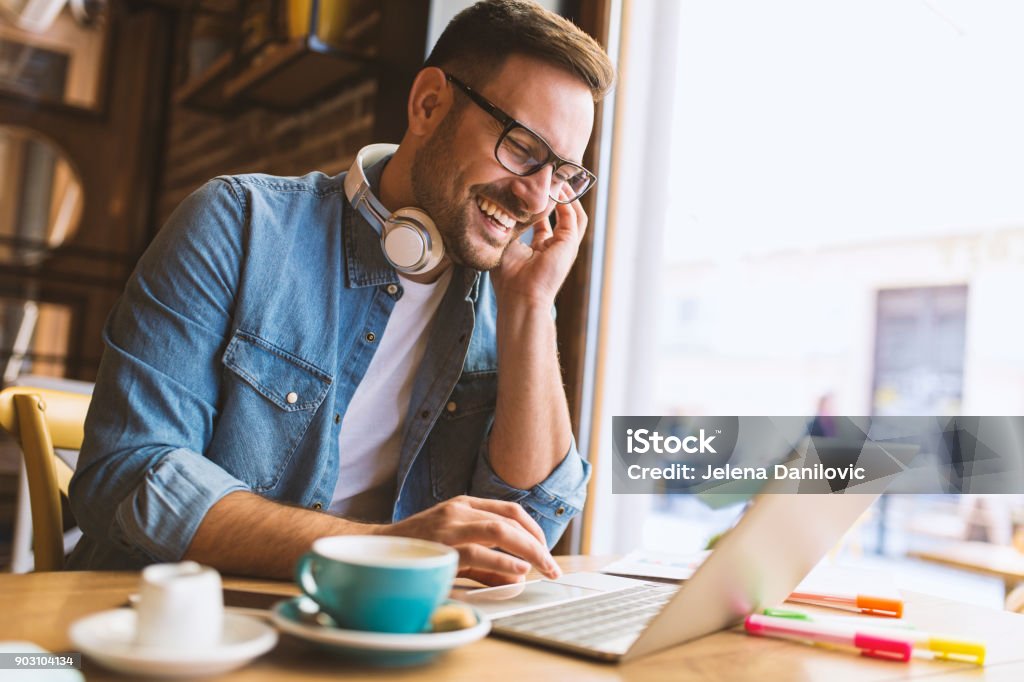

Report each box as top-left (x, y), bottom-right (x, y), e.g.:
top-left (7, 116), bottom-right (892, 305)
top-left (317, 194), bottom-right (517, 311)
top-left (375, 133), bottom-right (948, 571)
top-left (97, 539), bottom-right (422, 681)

top-left (384, 207), bottom-right (445, 274)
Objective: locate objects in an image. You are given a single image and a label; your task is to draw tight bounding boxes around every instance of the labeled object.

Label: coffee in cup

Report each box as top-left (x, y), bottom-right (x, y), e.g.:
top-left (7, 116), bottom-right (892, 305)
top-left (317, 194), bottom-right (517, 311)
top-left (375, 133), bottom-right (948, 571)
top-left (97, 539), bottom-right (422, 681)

top-left (296, 536), bottom-right (457, 634)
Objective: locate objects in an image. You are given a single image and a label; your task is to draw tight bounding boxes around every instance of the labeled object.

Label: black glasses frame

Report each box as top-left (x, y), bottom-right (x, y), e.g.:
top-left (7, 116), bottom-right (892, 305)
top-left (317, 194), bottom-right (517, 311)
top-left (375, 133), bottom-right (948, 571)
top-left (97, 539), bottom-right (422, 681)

top-left (444, 72), bottom-right (596, 203)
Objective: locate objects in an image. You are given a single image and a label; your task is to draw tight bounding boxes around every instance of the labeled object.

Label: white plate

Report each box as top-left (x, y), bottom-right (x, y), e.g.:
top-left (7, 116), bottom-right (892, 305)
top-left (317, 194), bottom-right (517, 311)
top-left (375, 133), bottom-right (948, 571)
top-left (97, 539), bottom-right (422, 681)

top-left (68, 609), bottom-right (277, 678)
top-left (270, 597), bottom-right (490, 666)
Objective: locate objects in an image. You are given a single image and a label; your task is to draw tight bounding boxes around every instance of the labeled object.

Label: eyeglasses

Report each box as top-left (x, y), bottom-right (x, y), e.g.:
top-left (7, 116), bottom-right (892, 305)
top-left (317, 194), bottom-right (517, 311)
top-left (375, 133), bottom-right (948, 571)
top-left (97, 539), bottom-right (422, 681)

top-left (445, 72), bottom-right (596, 204)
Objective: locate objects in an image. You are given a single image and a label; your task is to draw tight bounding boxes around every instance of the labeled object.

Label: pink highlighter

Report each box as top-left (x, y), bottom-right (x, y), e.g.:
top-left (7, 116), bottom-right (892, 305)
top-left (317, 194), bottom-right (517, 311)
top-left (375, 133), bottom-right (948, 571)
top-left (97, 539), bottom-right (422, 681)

top-left (744, 613), bottom-right (912, 662)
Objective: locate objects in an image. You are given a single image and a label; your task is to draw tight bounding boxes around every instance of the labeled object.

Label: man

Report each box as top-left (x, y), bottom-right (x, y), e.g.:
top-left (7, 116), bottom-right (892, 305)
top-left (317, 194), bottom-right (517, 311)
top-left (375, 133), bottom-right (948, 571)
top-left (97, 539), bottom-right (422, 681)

top-left (68, 0), bottom-right (614, 585)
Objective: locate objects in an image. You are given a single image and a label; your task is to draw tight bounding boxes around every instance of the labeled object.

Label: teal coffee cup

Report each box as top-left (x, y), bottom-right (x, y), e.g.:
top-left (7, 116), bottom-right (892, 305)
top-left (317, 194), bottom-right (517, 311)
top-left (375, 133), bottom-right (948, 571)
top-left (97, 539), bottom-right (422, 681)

top-left (295, 536), bottom-right (458, 633)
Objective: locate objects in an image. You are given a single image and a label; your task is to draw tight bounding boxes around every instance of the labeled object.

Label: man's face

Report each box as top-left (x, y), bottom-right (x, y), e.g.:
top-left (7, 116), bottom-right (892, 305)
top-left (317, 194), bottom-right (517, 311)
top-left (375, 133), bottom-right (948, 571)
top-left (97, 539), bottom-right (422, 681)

top-left (411, 55), bottom-right (595, 271)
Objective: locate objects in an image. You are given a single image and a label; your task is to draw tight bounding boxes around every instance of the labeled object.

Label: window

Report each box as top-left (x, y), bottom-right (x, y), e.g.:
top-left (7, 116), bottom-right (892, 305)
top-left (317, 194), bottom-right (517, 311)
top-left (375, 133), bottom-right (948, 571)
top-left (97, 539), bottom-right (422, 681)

top-left (0, 2), bottom-right (110, 110)
top-left (873, 286), bottom-right (968, 416)
top-left (592, 1), bottom-right (1024, 606)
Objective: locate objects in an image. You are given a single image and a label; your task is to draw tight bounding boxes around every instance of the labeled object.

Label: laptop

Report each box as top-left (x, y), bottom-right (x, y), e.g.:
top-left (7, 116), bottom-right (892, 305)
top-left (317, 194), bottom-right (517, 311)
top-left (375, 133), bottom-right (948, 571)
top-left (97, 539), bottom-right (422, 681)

top-left (456, 490), bottom-right (882, 662)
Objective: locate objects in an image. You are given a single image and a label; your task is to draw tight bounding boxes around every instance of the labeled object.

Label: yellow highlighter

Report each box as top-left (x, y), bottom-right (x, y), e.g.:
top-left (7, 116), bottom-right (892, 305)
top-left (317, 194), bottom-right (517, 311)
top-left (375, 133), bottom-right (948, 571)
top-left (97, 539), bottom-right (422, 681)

top-left (890, 632), bottom-right (986, 666)
top-left (762, 608), bottom-right (986, 665)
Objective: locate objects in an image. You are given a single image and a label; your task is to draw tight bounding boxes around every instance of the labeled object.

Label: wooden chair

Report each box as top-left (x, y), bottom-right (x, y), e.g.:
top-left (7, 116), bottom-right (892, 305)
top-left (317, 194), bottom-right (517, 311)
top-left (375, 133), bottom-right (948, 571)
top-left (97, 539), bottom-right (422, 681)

top-left (0, 386), bottom-right (91, 571)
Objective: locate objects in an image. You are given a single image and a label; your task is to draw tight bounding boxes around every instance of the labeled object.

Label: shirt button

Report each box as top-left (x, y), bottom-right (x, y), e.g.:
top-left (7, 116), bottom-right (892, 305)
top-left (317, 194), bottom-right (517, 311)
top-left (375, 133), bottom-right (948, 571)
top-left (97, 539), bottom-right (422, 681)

top-left (334, 413), bottom-right (341, 424)
top-left (286, 392), bottom-right (298, 404)
top-left (459, 333), bottom-right (467, 343)
top-left (311, 502), bottom-right (323, 510)
top-left (365, 331), bottom-right (376, 342)
top-left (446, 401), bottom-right (457, 413)
top-left (386, 284), bottom-right (399, 295)
top-left (420, 410), bottom-right (430, 419)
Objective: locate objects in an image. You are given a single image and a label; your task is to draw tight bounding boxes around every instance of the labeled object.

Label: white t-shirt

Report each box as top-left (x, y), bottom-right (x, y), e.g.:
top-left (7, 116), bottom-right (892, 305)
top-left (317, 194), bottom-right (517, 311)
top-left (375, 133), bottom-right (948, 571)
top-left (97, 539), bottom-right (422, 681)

top-left (329, 269), bottom-right (453, 521)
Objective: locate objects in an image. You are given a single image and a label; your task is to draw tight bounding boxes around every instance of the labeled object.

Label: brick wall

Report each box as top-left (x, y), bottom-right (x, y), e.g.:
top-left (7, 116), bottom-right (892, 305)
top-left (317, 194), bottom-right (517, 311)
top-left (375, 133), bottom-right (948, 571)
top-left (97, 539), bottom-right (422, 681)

top-left (156, 78), bottom-right (378, 227)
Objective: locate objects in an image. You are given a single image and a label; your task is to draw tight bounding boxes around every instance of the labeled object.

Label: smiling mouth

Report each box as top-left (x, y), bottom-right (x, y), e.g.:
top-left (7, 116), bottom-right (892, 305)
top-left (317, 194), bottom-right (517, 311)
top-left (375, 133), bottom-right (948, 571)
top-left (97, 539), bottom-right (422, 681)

top-left (476, 196), bottom-right (519, 233)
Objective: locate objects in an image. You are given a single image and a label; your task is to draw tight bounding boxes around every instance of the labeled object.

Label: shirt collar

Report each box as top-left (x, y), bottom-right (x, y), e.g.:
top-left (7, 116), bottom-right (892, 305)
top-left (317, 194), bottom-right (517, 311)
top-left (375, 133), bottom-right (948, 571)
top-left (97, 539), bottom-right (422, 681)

top-left (343, 154), bottom-right (400, 288)
top-left (463, 268), bottom-right (481, 302)
top-left (342, 154), bottom-right (483, 299)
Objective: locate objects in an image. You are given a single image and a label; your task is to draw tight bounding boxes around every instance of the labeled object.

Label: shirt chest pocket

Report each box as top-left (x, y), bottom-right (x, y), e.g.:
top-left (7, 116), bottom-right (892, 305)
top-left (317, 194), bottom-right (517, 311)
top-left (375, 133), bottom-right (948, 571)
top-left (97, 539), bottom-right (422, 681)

top-left (428, 371), bottom-right (497, 499)
top-left (214, 330), bottom-right (332, 491)
top-left (439, 370), bottom-right (498, 421)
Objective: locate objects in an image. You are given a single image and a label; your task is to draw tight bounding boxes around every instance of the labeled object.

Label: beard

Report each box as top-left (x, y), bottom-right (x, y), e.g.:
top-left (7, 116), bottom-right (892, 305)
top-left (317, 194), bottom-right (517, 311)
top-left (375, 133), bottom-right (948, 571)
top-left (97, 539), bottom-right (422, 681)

top-left (410, 113), bottom-right (531, 271)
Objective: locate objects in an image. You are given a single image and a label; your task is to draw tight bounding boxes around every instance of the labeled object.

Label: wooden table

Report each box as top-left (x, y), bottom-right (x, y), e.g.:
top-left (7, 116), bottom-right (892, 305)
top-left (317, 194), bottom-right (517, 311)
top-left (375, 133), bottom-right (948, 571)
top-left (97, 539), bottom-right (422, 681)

top-left (4, 556), bottom-right (1024, 681)
top-left (910, 541), bottom-right (1024, 593)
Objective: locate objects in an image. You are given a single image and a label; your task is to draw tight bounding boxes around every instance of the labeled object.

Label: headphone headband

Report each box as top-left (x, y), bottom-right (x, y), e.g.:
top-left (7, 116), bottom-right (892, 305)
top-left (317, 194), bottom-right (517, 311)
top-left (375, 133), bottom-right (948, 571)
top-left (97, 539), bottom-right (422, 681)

top-left (344, 144), bottom-right (445, 275)
top-left (343, 143), bottom-right (398, 235)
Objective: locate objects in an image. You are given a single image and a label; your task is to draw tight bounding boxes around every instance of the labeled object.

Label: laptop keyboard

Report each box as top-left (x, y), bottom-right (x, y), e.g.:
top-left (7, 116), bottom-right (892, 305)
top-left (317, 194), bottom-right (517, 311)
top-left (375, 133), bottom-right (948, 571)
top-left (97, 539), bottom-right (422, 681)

top-left (492, 583), bottom-right (678, 650)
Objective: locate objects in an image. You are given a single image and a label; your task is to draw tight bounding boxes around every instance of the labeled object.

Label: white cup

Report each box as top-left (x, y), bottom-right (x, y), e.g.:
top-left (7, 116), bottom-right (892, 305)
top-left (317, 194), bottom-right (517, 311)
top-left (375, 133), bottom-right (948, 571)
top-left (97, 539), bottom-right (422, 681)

top-left (135, 561), bottom-right (224, 650)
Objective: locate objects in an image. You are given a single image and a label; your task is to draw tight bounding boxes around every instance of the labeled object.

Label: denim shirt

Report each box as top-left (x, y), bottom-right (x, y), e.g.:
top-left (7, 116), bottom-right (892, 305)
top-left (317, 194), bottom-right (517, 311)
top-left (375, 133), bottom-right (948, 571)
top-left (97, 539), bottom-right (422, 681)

top-left (67, 163), bottom-right (590, 570)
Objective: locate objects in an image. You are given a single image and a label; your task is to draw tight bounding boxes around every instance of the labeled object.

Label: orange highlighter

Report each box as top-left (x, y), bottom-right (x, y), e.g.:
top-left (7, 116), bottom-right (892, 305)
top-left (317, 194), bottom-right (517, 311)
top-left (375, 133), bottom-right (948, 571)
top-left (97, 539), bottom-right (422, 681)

top-left (788, 590), bottom-right (903, 617)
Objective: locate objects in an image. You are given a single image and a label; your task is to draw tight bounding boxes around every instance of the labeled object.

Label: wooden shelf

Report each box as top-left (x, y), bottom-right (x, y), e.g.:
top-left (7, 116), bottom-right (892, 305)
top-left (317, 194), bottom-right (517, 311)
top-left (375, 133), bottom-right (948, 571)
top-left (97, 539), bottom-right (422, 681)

top-left (128, 0), bottom-right (238, 15)
top-left (173, 51), bottom-right (237, 113)
top-left (221, 36), bottom-right (374, 110)
top-left (169, 3), bottom-right (409, 114)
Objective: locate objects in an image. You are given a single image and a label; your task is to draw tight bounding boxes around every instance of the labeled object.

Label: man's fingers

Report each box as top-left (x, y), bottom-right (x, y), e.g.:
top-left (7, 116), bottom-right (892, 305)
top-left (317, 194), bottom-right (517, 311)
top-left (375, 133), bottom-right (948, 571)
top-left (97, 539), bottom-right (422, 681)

top-left (461, 497), bottom-right (547, 546)
top-left (530, 216), bottom-right (554, 250)
top-left (452, 516), bottom-right (559, 579)
top-left (501, 237), bottom-right (532, 263)
top-left (551, 202), bottom-right (577, 240)
top-left (387, 497), bottom-right (561, 580)
top-left (459, 567), bottom-right (527, 587)
top-left (456, 543), bottom-right (531, 580)
top-left (571, 199), bottom-right (588, 236)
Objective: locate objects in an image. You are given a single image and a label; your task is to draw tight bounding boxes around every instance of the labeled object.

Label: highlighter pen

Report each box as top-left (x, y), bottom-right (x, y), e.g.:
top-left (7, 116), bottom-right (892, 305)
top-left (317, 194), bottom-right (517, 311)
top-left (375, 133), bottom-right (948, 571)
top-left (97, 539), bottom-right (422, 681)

top-left (744, 613), bottom-right (912, 662)
top-left (762, 608), bottom-right (916, 629)
top-left (859, 628), bottom-right (986, 666)
top-left (788, 590), bottom-right (903, 617)
top-left (751, 613), bottom-right (986, 666)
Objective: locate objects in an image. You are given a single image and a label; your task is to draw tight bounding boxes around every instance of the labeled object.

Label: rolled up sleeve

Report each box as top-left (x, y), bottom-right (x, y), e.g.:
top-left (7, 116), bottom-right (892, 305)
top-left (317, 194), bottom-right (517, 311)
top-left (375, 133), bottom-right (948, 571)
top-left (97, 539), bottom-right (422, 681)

top-left (69, 178), bottom-right (251, 565)
top-left (113, 449), bottom-right (247, 561)
top-left (471, 429), bottom-right (591, 548)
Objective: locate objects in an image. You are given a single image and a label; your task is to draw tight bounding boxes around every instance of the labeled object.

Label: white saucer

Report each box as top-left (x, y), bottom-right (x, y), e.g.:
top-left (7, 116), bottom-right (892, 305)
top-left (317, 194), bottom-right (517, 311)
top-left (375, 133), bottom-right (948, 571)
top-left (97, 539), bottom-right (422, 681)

top-left (270, 597), bottom-right (490, 666)
top-left (68, 609), bottom-right (278, 678)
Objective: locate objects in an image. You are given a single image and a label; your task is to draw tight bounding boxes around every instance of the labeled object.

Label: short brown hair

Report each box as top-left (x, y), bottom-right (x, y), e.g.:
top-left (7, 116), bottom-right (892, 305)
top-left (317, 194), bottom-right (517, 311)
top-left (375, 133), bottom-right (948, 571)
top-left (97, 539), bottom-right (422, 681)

top-left (424, 0), bottom-right (615, 101)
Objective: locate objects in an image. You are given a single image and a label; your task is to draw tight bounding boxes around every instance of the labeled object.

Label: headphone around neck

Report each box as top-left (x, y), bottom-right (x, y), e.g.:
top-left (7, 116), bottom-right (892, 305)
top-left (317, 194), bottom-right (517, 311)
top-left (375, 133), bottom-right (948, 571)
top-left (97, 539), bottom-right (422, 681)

top-left (343, 143), bottom-right (445, 276)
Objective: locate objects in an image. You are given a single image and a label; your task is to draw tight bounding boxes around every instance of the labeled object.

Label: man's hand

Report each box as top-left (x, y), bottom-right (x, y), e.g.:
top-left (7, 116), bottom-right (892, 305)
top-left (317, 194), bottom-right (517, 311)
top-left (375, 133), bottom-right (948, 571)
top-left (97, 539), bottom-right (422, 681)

top-left (377, 495), bottom-right (561, 586)
top-left (492, 197), bottom-right (588, 308)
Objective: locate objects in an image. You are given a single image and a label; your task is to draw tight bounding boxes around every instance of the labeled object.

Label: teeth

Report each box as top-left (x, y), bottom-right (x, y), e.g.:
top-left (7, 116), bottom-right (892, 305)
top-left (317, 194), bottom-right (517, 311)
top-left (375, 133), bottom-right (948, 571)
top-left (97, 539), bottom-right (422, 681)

top-left (476, 197), bottom-right (516, 231)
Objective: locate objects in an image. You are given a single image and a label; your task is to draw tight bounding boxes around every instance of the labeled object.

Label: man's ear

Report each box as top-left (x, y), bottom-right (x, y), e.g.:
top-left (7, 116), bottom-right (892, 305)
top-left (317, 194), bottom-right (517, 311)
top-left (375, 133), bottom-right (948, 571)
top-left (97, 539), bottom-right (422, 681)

top-left (407, 67), bottom-right (453, 137)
